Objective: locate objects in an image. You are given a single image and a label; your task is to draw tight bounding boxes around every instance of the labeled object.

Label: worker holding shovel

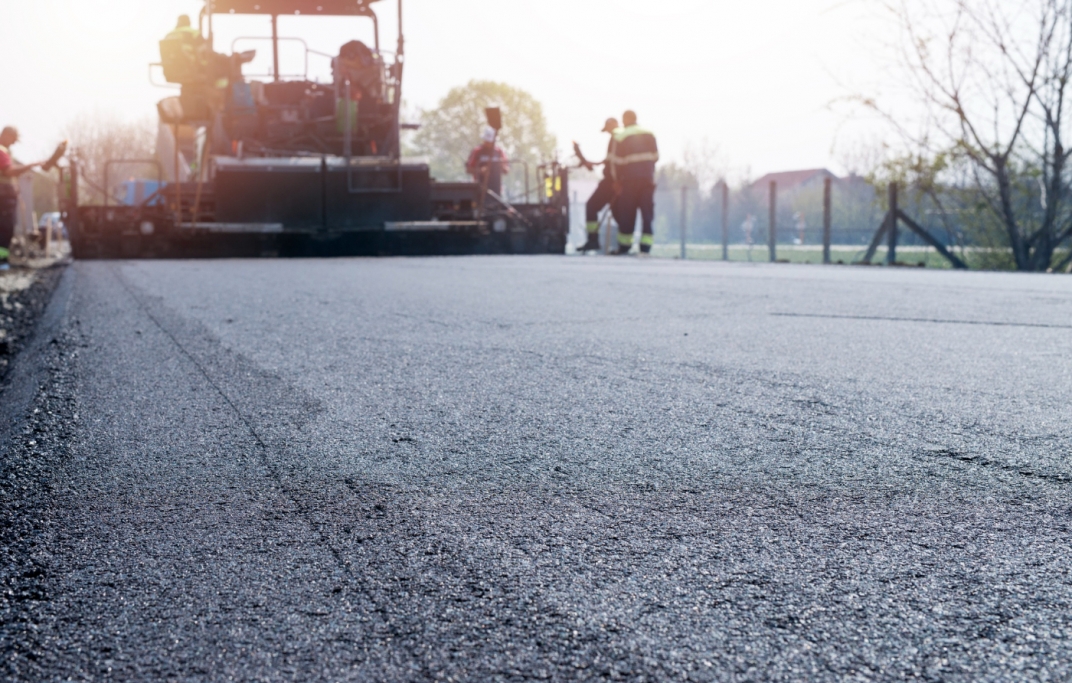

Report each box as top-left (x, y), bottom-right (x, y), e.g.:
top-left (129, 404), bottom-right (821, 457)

top-left (574, 117), bottom-right (621, 252)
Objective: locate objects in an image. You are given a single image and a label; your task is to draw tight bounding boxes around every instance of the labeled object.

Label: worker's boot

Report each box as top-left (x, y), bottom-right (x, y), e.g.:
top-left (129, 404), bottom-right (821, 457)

top-left (577, 232), bottom-right (600, 252)
top-left (615, 243), bottom-right (632, 255)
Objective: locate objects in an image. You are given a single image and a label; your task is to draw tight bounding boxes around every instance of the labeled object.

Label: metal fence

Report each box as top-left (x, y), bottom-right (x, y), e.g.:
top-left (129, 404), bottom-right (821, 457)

top-left (569, 178), bottom-right (966, 266)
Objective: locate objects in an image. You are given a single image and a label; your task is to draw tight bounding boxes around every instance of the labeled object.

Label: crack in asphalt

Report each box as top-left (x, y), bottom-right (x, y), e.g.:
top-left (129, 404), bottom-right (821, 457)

top-left (770, 311), bottom-right (1072, 329)
top-left (924, 446), bottom-right (1072, 485)
top-left (108, 264), bottom-right (359, 582)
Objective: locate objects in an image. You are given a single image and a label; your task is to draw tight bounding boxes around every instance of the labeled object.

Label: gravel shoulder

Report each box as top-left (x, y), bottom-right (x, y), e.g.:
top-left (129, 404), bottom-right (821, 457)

top-left (0, 267), bottom-right (63, 383)
top-left (0, 265), bottom-right (72, 681)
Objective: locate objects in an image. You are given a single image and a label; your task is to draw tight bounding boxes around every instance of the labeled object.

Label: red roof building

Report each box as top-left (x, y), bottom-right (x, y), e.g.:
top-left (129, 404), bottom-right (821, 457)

top-left (749, 168), bottom-right (838, 192)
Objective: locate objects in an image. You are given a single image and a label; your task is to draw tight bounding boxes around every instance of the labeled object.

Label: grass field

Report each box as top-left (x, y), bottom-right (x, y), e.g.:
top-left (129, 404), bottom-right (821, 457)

top-left (649, 243), bottom-right (961, 268)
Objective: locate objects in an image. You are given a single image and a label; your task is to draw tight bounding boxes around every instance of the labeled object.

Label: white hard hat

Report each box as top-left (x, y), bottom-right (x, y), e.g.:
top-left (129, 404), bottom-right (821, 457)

top-left (481, 126), bottom-right (496, 143)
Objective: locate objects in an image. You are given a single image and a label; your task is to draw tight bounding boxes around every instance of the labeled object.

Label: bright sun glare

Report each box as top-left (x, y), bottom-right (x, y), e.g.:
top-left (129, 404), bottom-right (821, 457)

top-left (4, 0), bottom-right (888, 176)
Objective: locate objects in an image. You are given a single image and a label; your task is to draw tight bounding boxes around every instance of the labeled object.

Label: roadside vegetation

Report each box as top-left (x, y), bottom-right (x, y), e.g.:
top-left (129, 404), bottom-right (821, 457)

top-left (61, 112), bottom-right (156, 206)
top-left (855, 0), bottom-right (1072, 272)
top-left (638, 1), bottom-right (1072, 272)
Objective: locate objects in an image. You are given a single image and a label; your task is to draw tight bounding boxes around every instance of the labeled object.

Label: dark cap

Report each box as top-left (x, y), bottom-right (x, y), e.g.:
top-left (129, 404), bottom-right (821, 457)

top-left (601, 118), bottom-right (619, 133)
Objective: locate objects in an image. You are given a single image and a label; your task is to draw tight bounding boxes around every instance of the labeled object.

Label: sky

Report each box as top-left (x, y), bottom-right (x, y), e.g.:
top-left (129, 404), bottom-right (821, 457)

top-left (2, 0), bottom-right (893, 179)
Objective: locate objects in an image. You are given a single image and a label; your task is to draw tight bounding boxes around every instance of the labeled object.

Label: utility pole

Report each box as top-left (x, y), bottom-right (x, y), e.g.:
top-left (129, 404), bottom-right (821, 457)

top-left (721, 182), bottom-right (729, 261)
top-left (680, 185), bottom-right (687, 259)
top-left (768, 181), bottom-right (777, 262)
top-left (886, 182), bottom-right (898, 265)
top-left (822, 177), bottom-right (832, 264)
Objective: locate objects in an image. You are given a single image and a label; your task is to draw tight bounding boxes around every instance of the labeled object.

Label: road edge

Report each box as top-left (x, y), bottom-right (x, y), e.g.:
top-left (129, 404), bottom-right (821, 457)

top-left (0, 265), bottom-right (76, 680)
top-left (0, 265), bottom-right (74, 453)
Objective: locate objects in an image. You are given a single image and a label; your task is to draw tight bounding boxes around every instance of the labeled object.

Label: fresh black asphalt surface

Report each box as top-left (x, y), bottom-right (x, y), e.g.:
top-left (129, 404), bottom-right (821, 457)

top-left (2, 256), bottom-right (1071, 681)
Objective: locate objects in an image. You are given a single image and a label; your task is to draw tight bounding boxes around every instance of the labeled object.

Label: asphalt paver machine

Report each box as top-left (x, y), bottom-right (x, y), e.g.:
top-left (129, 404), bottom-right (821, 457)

top-left (67, 0), bottom-right (569, 258)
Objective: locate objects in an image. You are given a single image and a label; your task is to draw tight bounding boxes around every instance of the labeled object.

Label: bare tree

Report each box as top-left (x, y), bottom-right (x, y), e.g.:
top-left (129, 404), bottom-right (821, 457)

top-left (681, 138), bottom-right (726, 197)
top-left (63, 112), bottom-right (156, 206)
top-left (878, 0), bottom-right (1072, 270)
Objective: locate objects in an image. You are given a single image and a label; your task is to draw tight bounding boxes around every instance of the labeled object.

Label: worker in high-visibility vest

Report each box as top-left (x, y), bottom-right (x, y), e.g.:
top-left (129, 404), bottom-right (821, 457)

top-left (576, 117), bottom-right (620, 252)
top-left (163, 14), bottom-right (203, 59)
top-left (609, 110), bottom-right (659, 254)
top-left (160, 15), bottom-right (243, 119)
top-left (160, 15), bottom-right (210, 84)
top-left (0, 127), bottom-right (40, 262)
top-left (167, 14), bottom-right (200, 40)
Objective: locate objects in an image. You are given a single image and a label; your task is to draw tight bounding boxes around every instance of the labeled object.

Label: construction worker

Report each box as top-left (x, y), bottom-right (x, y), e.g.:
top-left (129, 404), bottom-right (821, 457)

top-left (576, 117), bottom-right (620, 252)
top-left (160, 15), bottom-right (212, 84)
top-left (166, 14), bottom-right (202, 43)
top-left (0, 127), bottom-right (40, 262)
top-left (466, 126), bottom-right (510, 196)
top-left (160, 14), bottom-right (228, 85)
top-left (609, 110), bottom-right (659, 254)
top-left (161, 15), bottom-right (243, 121)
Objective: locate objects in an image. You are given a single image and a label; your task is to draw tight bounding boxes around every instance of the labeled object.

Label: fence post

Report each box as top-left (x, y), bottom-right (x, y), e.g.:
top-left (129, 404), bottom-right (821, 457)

top-left (822, 177), bottom-right (832, 264)
top-left (680, 185), bottom-right (687, 260)
top-left (886, 182), bottom-right (898, 265)
top-left (768, 181), bottom-right (777, 262)
top-left (721, 182), bottom-right (729, 261)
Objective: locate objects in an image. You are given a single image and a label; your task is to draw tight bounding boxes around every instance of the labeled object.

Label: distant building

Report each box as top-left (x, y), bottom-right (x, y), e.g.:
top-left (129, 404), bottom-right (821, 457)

top-left (642, 166), bottom-right (882, 247)
top-left (742, 169), bottom-right (879, 245)
top-left (749, 168), bottom-right (838, 193)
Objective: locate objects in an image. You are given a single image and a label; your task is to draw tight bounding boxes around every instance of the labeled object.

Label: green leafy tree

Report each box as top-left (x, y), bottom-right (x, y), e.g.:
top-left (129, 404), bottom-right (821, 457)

top-left (411, 80), bottom-right (556, 201)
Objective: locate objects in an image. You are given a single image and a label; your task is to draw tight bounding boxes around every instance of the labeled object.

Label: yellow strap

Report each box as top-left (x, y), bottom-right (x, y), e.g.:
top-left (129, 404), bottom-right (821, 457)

top-left (609, 152), bottom-right (660, 166)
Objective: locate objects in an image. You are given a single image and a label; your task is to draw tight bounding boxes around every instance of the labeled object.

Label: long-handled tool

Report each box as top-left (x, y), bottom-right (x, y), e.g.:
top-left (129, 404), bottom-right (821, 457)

top-left (476, 107), bottom-right (503, 219)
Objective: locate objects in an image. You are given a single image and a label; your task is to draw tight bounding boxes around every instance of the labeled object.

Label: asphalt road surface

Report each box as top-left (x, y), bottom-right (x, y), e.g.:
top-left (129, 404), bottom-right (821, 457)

top-left (3, 256), bottom-right (1072, 681)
